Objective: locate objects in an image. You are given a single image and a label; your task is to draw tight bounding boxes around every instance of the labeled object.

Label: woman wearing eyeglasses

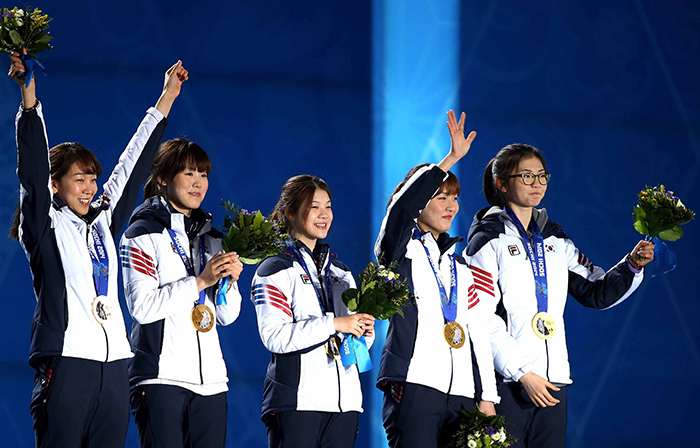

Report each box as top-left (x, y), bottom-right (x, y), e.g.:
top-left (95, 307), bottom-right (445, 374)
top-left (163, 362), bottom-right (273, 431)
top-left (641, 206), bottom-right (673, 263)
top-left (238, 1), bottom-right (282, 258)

top-left (463, 143), bottom-right (654, 448)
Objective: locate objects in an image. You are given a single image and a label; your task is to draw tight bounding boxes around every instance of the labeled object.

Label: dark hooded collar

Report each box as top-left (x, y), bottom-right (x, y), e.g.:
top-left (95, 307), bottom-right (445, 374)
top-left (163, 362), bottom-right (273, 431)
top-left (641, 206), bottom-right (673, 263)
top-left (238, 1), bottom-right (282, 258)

top-left (292, 238), bottom-right (331, 269)
top-left (129, 196), bottom-right (212, 240)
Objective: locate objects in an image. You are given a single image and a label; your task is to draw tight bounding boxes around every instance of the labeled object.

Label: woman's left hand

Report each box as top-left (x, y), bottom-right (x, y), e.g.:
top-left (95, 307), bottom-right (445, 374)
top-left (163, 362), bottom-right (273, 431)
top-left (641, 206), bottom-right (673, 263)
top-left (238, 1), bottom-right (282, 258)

top-left (438, 109), bottom-right (477, 173)
top-left (629, 240), bottom-right (655, 269)
top-left (446, 109), bottom-right (476, 161)
top-left (478, 401), bottom-right (496, 416)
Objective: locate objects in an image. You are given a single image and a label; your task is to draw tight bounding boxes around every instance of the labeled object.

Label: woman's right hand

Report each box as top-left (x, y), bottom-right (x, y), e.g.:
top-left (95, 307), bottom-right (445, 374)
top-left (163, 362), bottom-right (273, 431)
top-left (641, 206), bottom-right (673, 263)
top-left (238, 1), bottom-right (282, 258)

top-left (8, 50), bottom-right (26, 85)
top-left (154, 60), bottom-right (189, 117)
top-left (196, 251), bottom-right (241, 292)
top-left (8, 50), bottom-right (36, 107)
top-left (519, 372), bottom-right (561, 407)
top-left (334, 313), bottom-right (375, 338)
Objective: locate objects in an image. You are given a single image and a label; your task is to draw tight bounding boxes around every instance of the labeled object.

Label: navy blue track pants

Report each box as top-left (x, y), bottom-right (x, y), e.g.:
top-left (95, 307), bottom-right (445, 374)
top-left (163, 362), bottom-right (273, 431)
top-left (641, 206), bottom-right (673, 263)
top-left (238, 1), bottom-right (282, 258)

top-left (30, 357), bottom-right (130, 448)
top-left (131, 384), bottom-right (227, 448)
top-left (265, 410), bottom-right (359, 448)
top-left (382, 382), bottom-right (476, 448)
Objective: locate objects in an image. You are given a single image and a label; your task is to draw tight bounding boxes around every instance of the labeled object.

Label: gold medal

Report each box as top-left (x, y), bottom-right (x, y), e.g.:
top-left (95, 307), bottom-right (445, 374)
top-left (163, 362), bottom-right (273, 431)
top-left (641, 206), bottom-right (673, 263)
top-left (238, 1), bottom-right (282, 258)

top-left (443, 321), bottom-right (465, 349)
top-left (91, 296), bottom-right (111, 325)
top-left (191, 304), bottom-right (214, 332)
top-left (325, 335), bottom-right (342, 361)
top-left (532, 312), bottom-right (556, 339)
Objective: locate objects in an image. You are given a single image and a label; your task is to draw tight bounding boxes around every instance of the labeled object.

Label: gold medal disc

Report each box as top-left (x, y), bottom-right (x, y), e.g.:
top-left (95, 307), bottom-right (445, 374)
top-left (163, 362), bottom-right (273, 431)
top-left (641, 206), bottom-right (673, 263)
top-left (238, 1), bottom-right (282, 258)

top-left (91, 296), bottom-right (111, 325)
top-left (325, 335), bottom-right (342, 361)
top-left (532, 312), bottom-right (556, 340)
top-left (191, 304), bottom-right (214, 332)
top-left (443, 321), bottom-right (465, 348)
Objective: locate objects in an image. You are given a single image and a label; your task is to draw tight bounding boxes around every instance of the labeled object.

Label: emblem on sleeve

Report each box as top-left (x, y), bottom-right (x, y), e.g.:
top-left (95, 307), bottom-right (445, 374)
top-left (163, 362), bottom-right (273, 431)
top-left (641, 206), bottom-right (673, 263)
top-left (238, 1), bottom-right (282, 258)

top-left (508, 245), bottom-right (520, 256)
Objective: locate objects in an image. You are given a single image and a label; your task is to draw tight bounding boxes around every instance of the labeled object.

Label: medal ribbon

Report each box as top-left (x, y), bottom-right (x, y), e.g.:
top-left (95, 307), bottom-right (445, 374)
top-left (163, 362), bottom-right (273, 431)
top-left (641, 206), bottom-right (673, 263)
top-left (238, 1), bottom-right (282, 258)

top-left (287, 242), bottom-right (332, 314)
top-left (414, 227), bottom-right (458, 323)
top-left (504, 207), bottom-right (548, 313)
top-left (167, 229), bottom-right (206, 305)
top-left (288, 242), bottom-right (372, 372)
top-left (88, 226), bottom-right (109, 297)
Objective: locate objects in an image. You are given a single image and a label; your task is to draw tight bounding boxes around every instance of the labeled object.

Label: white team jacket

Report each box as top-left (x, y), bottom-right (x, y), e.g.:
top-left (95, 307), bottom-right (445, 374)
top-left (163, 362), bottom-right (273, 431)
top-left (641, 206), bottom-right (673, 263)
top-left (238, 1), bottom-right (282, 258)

top-left (16, 103), bottom-right (168, 366)
top-left (120, 196), bottom-right (241, 393)
top-left (464, 206), bottom-right (644, 385)
top-left (251, 241), bottom-right (373, 419)
top-left (374, 164), bottom-right (500, 404)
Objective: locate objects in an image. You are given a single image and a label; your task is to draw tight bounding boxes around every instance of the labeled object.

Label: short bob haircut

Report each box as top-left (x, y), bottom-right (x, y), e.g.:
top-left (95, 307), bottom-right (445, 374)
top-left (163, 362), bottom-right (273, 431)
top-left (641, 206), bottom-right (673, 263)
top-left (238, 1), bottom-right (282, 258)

top-left (143, 138), bottom-right (211, 200)
top-left (387, 163), bottom-right (460, 209)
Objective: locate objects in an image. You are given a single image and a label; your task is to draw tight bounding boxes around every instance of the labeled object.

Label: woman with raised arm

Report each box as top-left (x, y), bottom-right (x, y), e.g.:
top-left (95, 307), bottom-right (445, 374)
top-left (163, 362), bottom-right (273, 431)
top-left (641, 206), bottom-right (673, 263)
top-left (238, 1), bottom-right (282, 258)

top-left (120, 138), bottom-right (243, 448)
top-left (374, 110), bottom-right (499, 448)
top-left (8, 52), bottom-right (186, 448)
top-left (463, 143), bottom-right (654, 448)
top-left (251, 175), bottom-right (375, 448)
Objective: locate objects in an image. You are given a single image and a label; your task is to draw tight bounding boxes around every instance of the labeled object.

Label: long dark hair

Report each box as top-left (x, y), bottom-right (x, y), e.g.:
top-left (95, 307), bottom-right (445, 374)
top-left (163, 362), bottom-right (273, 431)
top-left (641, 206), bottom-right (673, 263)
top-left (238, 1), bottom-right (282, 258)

top-left (271, 175), bottom-right (332, 235)
top-left (387, 163), bottom-right (460, 209)
top-left (483, 143), bottom-right (547, 206)
top-left (9, 142), bottom-right (102, 240)
top-left (143, 138), bottom-right (211, 200)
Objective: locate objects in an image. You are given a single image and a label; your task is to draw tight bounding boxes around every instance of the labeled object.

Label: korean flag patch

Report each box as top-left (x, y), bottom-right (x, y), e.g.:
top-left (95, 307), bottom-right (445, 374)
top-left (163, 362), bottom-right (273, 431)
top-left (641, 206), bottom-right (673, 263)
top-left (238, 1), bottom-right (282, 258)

top-left (508, 245), bottom-right (520, 256)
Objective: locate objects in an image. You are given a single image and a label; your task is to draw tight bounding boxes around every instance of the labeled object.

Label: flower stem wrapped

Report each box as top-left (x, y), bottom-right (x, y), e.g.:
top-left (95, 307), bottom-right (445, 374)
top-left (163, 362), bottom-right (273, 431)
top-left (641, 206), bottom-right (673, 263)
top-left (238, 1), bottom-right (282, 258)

top-left (633, 185), bottom-right (694, 241)
top-left (220, 201), bottom-right (289, 265)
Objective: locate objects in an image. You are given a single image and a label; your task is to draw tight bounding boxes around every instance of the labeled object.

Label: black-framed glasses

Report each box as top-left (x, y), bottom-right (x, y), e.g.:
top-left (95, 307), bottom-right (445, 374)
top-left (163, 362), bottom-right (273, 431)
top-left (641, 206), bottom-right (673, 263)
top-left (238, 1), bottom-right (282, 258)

top-left (507, 172), bottom-right (552, 185)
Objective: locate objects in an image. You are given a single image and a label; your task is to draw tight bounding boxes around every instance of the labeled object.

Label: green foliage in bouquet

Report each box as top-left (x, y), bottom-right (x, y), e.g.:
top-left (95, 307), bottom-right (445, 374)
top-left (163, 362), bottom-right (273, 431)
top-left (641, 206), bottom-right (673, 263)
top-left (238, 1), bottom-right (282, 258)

top-left (447, 406), bottom-right (518, 448)
top-left (633, 185), bottom-right (694, 241)
top-left (220, 201), bottom-right (289, 265)
top-left (0, 6), bottom-right (52, 56)
top-left (341, 260), bottom-right (413, 320)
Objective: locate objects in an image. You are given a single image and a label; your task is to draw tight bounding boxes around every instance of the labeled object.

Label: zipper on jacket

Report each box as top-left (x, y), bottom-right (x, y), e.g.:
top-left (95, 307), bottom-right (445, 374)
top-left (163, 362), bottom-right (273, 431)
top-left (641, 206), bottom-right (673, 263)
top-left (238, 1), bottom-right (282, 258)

top-left (196, 331), bottom-right (204, 384)
top-left (544, 339), bottom-right (551, 382)
top-left (334, 359), bottom-right (343, 412)
top-left (102, 326), bottom-right (109, 362)
top-left (446, 347), bottom-right (455, 396)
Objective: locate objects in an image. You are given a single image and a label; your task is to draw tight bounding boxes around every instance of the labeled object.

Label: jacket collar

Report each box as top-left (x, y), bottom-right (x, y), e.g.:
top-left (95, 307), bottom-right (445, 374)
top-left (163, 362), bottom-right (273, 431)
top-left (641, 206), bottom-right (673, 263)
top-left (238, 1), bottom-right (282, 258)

top-left (52, 195), bottom-right (109, 226)
top-left (129, 196), bottom-right (213, 238)
top-left (469, 205), bottom-right (550, 238)
top-left (412, 225), bottom-right (463, 256)
top-left (292, 239), bottom-right (331, 270)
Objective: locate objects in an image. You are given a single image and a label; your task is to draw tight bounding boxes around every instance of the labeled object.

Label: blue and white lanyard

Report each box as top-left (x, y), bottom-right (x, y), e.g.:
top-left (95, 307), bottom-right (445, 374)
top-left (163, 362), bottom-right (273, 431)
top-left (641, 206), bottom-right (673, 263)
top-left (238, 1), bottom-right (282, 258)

top-left (88, 226), bottom-right (109, 296)
top-left (167, 229), bottom-right (207, 306)
top-left (287, 242), bottom-right (332, 314)
top-left (414, 227), bottom-right (458, 322)
top-left (504, 207), bottom-right (549, 313)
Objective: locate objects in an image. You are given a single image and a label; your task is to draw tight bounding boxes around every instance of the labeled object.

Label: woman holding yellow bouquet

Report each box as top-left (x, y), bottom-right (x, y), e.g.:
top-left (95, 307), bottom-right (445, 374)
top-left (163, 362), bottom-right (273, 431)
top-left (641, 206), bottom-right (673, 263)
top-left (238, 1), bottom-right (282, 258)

top-left (464, 143), bottom-right (654, 448)
top-left (8, 52), bottom-right (187, 448)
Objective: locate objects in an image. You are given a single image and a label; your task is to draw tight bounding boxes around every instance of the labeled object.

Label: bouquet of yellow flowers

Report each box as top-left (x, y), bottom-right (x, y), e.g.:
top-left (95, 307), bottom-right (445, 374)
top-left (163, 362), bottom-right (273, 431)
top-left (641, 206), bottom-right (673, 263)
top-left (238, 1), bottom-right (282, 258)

top-left (1, 6), bottom-right (52, 86)
top-left (633, 185), bottom-right (694, 241)
top-left (0, 6), bottom-right (52, 55)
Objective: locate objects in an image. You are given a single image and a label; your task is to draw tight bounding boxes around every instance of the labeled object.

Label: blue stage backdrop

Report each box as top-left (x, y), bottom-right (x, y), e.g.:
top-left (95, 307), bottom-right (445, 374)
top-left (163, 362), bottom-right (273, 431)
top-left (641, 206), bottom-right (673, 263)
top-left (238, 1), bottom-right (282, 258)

top-left (0, 1), bottom-right (698, 447)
